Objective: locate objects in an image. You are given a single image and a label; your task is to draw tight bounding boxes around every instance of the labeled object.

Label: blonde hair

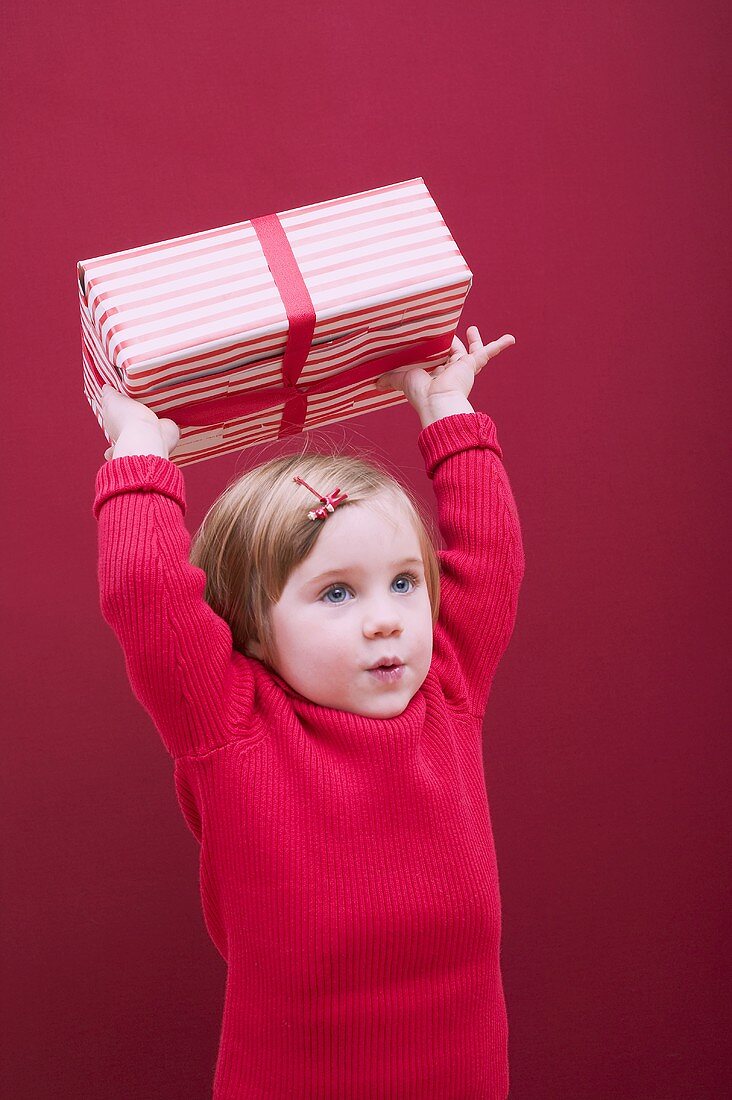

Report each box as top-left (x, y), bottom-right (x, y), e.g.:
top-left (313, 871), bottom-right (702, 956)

top-left (189, 444), bottom-right (442, 671)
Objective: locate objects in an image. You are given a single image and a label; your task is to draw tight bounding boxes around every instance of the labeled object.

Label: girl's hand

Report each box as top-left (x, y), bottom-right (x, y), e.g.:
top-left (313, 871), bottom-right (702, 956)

top-left (100, 383), bottom-right (180, 461)
top-left (373, 326), bottom-right (515, 415)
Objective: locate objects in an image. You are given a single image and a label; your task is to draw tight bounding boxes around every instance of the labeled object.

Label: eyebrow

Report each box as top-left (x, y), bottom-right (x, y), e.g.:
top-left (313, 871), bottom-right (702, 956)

top-left (307, 557), bottom-right (424, 586)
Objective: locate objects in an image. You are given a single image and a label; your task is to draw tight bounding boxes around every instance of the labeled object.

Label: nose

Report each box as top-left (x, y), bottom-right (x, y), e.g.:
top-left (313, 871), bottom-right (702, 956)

top-left (362, 598), bottom-right (404, 638)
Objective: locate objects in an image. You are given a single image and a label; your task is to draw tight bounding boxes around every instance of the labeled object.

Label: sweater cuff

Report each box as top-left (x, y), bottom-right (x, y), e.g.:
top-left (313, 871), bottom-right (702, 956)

top-left (92, 455), bottom-right (187, 520)
top-left (417, 411), bottom-right (503, 480)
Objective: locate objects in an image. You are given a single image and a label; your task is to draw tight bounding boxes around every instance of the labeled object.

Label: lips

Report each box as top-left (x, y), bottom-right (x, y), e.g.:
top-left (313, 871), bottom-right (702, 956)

top-left (368, 656), bottom-right (403, 670)
top-left (368, 664), bottom-right (405, 684)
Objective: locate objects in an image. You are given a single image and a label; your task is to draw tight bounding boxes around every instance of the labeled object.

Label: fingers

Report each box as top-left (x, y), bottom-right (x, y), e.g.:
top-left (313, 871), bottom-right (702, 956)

top-left (343, 326), bottom-right (515, 391)
top-left (449, 335), bottom-right (468, 360)
top-left (485, 334), bottom-right (516, 361)
top-left (375, 368), bottom-right (408, 391)
top-left (466, 328), bottom-right (516, 373)
top-left (466, 326), bottom-right (515, 351)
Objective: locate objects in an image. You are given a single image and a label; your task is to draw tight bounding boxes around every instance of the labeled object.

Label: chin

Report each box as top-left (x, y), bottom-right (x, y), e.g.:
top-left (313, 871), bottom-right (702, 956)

top-left (368, 695), bottom-right (411, 718)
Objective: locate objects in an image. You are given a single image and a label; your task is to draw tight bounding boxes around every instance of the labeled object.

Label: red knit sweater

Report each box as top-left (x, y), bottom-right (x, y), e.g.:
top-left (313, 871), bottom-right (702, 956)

top-left (93, 411), bottom-right (525, 1099)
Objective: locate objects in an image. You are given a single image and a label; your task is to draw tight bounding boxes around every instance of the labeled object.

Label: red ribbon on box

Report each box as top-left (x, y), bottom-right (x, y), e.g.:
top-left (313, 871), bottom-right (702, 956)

top-left (170, 213), bottom-right (453, 436)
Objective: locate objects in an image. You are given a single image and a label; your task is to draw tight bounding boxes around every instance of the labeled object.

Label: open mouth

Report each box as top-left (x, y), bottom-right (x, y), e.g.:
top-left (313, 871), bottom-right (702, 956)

top-left (367, 664), bottom-right (405, 683)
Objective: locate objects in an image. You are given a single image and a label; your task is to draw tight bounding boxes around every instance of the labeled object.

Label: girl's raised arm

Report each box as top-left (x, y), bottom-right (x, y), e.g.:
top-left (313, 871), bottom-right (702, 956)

top-left (418, 410), bottom-right (525, 719)
top-left (93, 387), bottom-right (256, 759)
top-left (377, 327), bottom-right (525, 719)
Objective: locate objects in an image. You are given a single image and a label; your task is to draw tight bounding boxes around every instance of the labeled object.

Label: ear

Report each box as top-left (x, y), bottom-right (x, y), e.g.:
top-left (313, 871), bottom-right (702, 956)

top-left (244, 637), bottom-right (264, 660)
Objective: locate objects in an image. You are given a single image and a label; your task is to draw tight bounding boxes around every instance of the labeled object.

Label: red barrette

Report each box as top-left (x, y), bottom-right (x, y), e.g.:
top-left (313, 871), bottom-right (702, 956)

top-left (293, 476), bottom-right (349, 521)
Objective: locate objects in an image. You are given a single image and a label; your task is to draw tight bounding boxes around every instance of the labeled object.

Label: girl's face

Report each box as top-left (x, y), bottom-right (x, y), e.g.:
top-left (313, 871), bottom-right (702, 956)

top-left (249, 491), bottom-right (434, 718)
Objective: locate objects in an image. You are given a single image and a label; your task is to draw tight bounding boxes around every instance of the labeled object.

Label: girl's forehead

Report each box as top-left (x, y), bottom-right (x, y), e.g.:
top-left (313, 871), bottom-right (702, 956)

top-left (307, 493), bottom-right (419, 554)
top-left (344, 492), bottom-right (414, 534)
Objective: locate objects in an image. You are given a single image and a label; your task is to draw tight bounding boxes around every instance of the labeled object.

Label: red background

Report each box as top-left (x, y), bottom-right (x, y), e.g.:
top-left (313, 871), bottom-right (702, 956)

top-left (2, 2), bottom-right (729, 1096)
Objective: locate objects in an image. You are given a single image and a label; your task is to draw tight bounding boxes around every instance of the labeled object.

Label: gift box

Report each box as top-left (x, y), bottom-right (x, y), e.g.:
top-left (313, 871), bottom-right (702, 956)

top-left (78, 177), bottom-right (473, 467)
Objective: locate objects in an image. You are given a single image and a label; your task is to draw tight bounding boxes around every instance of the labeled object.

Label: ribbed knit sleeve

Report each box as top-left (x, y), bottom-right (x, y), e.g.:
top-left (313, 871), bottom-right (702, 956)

top-left (418, 411), bottom-right (525, 720)
top-left (92, 455), bottom-right (255, 759)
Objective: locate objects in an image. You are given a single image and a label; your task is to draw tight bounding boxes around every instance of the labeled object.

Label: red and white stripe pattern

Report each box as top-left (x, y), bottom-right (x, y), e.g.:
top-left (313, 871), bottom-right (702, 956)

top-left (80, 177), bottom-right (472, 466)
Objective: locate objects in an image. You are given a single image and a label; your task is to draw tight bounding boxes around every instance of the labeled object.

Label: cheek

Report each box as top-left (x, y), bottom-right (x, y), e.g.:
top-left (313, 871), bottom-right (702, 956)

top-left (419, 608), bottom-right (435, 653)
top-left (279, 609), bottom-right (342, 649)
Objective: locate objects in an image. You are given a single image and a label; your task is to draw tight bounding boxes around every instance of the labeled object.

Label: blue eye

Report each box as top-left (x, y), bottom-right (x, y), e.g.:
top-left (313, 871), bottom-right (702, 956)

top-left (322, 586), bottom-right (350, 605)
top-left (321, 571), bottom-right (421, 605)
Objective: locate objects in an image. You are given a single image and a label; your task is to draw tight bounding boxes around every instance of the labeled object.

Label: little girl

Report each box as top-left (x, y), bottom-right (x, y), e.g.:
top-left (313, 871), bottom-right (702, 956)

top-left (95, 325), bottom-right (524, 1099)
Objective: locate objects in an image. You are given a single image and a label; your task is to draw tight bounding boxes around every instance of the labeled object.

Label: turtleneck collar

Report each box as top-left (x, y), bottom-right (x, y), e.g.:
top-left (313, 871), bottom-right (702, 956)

top-left (253, 661), bottom-right (429, 754)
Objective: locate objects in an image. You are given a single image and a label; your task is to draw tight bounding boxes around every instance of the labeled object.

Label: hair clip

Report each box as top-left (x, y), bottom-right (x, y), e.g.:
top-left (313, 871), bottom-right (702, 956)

top-left (293, 476), bottom-right (349, 521)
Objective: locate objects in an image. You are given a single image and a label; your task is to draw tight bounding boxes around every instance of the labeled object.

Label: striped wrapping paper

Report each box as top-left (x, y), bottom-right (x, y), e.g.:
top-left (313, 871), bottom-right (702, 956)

top-left (79, 177), bottom-right (473, 467)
